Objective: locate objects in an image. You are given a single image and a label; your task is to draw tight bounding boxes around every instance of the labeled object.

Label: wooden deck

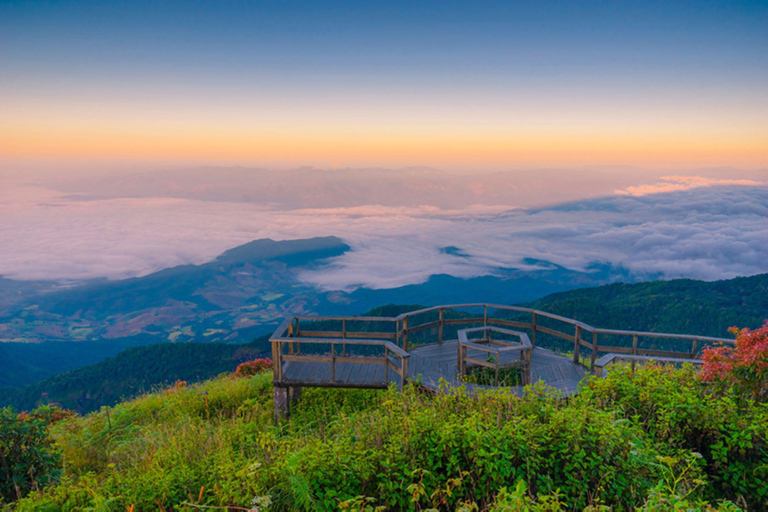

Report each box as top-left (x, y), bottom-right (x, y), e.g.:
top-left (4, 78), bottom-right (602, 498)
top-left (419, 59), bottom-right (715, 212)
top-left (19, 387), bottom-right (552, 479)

top-left (279, 339), bottom-right (586, 395)
top-left (270, 303), bottom-right (734, 417)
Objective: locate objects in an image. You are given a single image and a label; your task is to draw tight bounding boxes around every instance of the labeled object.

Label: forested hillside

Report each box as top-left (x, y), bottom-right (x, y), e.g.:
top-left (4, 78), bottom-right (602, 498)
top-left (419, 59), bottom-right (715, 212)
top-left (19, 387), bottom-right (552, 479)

top-left (526, 273), bottom-right (768, 337)
top-left (0, 336), bottom-right (269, 414)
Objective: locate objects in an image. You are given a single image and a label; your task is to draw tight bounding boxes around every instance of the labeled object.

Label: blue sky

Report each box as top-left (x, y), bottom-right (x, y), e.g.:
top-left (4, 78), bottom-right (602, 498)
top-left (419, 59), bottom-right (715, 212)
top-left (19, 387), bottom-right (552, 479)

top-left (2, 0), bottom-right (766, 168)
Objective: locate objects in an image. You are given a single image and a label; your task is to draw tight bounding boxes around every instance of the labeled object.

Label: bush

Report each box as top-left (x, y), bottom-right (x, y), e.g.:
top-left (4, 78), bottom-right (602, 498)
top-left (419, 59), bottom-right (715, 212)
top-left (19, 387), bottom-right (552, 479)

top-left (233, 358), bottom-right (273, 378)
top-left (700, 321), bottom-right (768, 401)
top-left (0, 406), bottom-right (70, 504)
top-left (10, 366), bottom-right (767, 511)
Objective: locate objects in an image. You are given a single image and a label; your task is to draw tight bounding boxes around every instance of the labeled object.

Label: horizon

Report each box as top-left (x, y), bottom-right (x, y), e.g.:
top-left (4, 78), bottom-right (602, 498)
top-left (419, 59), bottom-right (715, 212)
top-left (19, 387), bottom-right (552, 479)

top-left (2, 0), bottom-right (767, 170)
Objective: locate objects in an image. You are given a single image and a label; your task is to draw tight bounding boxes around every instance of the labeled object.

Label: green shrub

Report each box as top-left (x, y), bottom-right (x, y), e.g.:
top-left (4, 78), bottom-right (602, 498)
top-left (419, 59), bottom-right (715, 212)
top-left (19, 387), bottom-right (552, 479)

top-left (0, 406), bottom-right (67, 504)
top-left (10, 366), bottom-right (767, 511)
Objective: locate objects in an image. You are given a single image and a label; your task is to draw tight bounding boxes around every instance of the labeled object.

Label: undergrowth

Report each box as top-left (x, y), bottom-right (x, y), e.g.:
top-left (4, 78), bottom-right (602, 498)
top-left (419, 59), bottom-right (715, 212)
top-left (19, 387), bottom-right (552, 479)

top-left (5, 365), bottom-right (767, 511)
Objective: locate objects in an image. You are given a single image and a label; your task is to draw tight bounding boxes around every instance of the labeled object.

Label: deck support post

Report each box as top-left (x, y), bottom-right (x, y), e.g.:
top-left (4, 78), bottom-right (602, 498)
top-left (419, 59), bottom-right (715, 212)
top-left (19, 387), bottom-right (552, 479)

top-left (273, 385), bottom-right (290, 421)
top-left (274, 386), bottom-right (302, 421)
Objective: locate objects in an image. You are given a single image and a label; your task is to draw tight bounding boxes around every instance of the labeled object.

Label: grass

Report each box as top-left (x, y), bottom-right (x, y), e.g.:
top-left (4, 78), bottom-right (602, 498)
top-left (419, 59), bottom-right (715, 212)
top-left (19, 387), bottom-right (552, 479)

top-left (7, 365), bottom-right (767, 511)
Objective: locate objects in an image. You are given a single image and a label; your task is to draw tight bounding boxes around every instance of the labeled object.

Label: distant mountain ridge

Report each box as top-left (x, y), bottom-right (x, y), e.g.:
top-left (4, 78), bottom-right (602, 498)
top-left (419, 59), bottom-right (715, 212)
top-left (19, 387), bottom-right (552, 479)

top-left (0, 237), bottom-right (628, 388)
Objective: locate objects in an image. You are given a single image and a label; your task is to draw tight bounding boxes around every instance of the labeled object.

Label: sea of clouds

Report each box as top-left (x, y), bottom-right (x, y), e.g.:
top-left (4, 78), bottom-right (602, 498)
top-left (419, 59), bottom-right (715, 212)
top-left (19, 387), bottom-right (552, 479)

top-left (0, 175), bottom-right (766, 289)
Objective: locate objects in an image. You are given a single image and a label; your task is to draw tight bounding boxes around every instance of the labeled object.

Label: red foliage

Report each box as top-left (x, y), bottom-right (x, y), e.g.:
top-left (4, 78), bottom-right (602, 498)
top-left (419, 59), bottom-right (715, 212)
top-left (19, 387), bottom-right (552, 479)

top-left (233, 357), bottom-right (273, 378)
top-left (17, 406), bottom-right (76, 425)
top-left (700, 321), bottom-right (768, 400)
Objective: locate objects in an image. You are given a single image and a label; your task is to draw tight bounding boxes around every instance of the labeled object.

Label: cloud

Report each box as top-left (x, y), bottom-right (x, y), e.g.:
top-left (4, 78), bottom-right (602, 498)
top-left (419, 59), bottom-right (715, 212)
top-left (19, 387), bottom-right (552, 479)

top-left (615, 175), bottom-right (763, 196)
top-left (1, 182), bottom-right (767, 290)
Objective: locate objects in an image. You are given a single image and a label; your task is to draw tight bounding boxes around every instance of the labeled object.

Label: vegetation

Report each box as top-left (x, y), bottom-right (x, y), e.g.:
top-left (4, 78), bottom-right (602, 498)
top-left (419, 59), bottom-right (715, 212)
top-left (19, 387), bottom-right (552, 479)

top-left (526, 275), bottom-right (768, 338)
top-left (2, 359), bottom-right (766, 511)
top-left (0, 406), bottom-right (70, 503)
top-left (462, 364), bottom-right (523, 387)
top-left (701, 321), bottom-right (768, 401)
top-left (1, 337), bottom-right (270, 415)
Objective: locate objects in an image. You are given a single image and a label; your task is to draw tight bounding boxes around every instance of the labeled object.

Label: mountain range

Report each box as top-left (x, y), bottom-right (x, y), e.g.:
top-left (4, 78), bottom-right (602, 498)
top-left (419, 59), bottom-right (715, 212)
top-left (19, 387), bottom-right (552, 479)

top-left (0, 236), bottom-right (629, 389)
top-left (3, 271), bottom-right (767, 414)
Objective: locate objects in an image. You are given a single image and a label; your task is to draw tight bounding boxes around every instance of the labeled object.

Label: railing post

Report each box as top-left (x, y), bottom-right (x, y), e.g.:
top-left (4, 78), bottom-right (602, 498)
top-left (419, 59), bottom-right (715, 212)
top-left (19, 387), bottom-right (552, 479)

top-left (573, 325), bottom-right (581, 364)
top-left (691, 339), bottom-right (698, 357)
top-left (591, 331), bottom-right (598, 370)
top-left (287, 321), bottom-right (295, 355)
top-left (331, 342), bottom-right (336, 384)
top-left (402, 316), bottom-right (409, 351)
top-left (438, 308), bottom-right (444, 344)
top-left (484, 305), bottom-right (488, 328)
top-left (342, 319), bottom-right (347, 356)
top-left (531, 312), bottom-right (537, 347)
top-left (632, 335), bottom-right (638, 356)
top-left (384, 345), bottom-right (389, 385)
top-left (294, 318), bottom-right (301, 355)
top-left (401, 356), bottom-right (409, 391)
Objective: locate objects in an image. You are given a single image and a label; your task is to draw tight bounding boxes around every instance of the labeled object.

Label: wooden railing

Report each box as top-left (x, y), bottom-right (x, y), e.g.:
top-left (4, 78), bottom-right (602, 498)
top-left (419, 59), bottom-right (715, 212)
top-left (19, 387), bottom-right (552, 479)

top-left (270, 304), bottom-right (735, 387)
top-left (458, 327), bottom-right (532, 386)
top-left (391, 304), bottom-right (734, 368)
top-left (270, 316), bottom-right (409, 389)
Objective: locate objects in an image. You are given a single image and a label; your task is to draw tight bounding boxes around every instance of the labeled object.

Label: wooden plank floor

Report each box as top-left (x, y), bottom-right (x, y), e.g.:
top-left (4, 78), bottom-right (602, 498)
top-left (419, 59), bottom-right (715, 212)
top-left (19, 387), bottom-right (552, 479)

top-left (280, 340), bottom-right (588, 396)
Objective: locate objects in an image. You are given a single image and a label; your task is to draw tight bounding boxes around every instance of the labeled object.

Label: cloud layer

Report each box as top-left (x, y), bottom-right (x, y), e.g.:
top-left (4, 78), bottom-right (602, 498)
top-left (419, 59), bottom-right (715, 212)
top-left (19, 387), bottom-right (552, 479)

top-left (1, 180), bottom-right (766, 289)
top-left (615, 175), bottom-right (763, 196)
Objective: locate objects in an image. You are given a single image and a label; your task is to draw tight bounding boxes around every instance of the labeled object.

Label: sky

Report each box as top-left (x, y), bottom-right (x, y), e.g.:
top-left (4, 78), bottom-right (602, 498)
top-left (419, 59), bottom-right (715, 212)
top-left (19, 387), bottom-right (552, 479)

top-left (1, 0), bottom-right (767, 170)
top-left (1, 1), bottom-right (767, 289)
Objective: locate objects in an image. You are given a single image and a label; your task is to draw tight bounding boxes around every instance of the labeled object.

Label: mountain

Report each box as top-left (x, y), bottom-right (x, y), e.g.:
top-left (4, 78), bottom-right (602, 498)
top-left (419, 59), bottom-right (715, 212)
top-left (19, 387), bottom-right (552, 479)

top-left (0, 238), bottom-right (626, 389)
top-left (0, 236), bottom-right (350, 345)
top-left (525, 273), bottom-right (768, 338)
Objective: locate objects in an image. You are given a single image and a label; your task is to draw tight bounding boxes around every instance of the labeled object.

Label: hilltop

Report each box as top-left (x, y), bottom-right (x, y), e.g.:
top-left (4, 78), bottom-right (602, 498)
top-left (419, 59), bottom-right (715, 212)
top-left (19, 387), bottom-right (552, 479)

top-left (5, 365), bottom-right (766, 510)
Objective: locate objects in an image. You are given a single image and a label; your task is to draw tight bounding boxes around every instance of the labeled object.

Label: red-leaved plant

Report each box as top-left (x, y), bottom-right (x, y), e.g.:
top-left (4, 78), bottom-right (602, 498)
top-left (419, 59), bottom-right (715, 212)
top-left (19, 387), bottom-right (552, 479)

top-left (233, 357), bottom-right (273, 378)
top-left (700, 321), bottom-right (768, 401)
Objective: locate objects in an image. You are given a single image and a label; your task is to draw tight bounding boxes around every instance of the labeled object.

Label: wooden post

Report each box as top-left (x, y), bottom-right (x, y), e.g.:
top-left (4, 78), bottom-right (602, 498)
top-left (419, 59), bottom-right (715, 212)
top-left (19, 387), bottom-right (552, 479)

top-left (294, 318), bottom-right (300, 355)
top-left (531, 312), bottom-right (537, 347)
top-left (591, 331), bottom-right (598, 370)
top-left (484, 305), bottom-right (488, 328)
top-left (495, 358), bottom-right (500, 387)
top-left (632, 335), bottom-right (638, 356)
top-left (402, 316), bottom-right (409, 351)
top-left (271, 340), bottom-right (279, 382)
top-left (287, 321), bottom-right (295, 356)
top-left (573, 325), bottom-right (581, 364)
top-left (438, 308), bottom-right (444, 344)
top-left (330, 342), bottom-right (336, 384)
top-left (401, 357), bottom-right (409, 391)
top-left (274, 341), bottom-right (283, 381)
top-left (691, 339), bottom-right (698, 357)
top-left (384, 345), bottom-right (389, 385)
top-left (342, 319), bottom-right (347, 356)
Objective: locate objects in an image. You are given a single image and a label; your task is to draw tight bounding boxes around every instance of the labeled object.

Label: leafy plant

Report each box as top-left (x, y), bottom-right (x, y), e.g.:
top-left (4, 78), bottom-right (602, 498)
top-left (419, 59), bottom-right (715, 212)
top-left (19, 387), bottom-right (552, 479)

top-left (233, 358), bottom-right (273, 378)
top-left (0, 406), bottom-right (69, 503)
top-left (700, 321), bottom-right (768, 401)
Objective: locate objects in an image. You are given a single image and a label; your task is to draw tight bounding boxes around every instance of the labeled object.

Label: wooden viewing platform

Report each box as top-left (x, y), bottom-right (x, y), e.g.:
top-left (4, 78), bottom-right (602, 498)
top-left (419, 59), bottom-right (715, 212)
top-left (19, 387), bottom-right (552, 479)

top-left (270, 304), bottom-right (735, 417)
